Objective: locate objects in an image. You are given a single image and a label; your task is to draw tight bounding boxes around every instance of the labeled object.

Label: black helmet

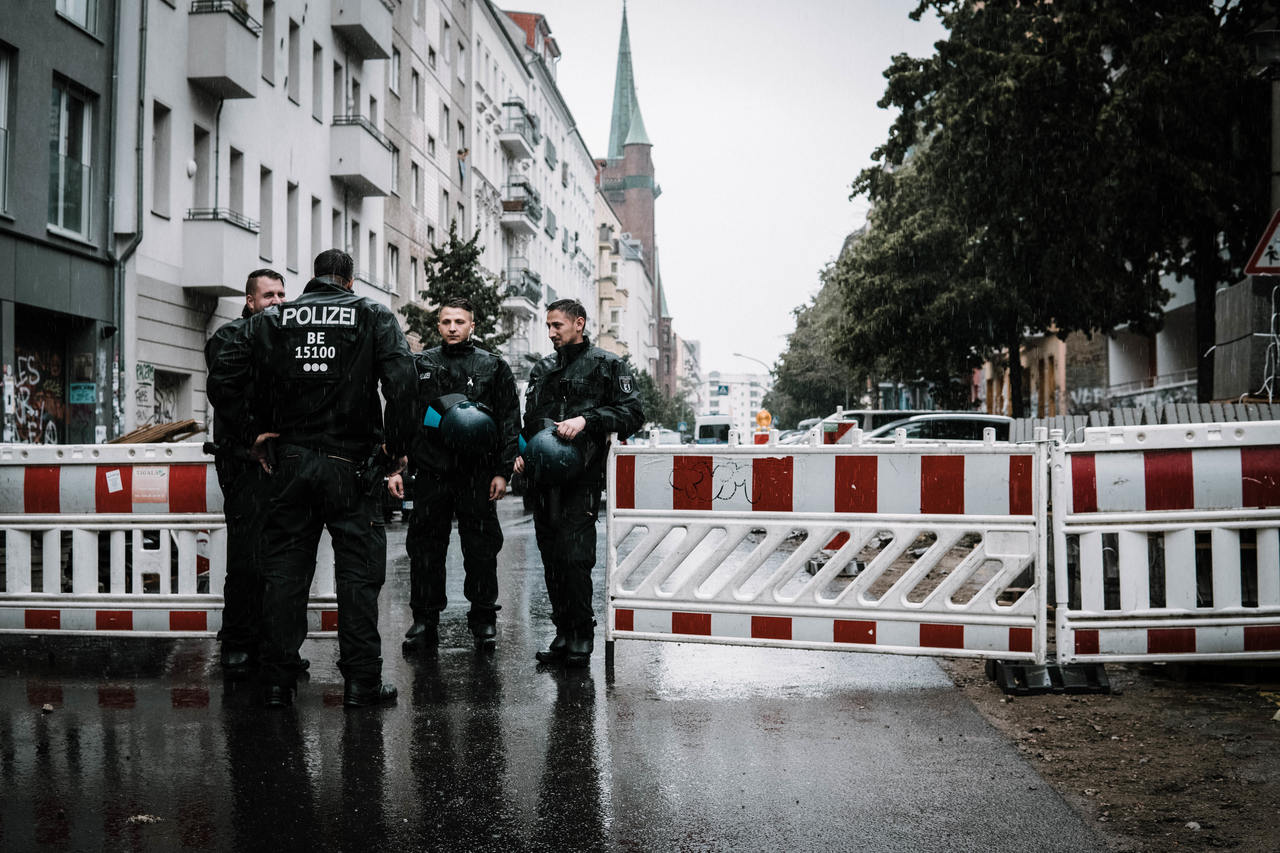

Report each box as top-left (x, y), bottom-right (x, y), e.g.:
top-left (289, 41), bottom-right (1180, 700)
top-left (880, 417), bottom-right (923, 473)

top-left (440, 400), bottom-right (498, 452)
top-left (520, 420), bottom-right (584, 485)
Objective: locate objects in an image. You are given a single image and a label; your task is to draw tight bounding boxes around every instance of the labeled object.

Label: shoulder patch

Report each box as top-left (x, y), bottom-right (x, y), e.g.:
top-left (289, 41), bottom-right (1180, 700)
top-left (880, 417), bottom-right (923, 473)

top-left (619, 373), bottom-right (633, 394)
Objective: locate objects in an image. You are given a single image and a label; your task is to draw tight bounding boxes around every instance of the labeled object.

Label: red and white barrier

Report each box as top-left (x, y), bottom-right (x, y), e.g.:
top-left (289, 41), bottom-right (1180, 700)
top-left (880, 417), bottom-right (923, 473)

top-left (1054, 422), bottom-right (1280, 663)
top-left (616, 449), bottom-right (1035, 516)
top-left (607, 432), bottom-right (1050, 663)
top-left (0, 443), bottom-right (337, 638)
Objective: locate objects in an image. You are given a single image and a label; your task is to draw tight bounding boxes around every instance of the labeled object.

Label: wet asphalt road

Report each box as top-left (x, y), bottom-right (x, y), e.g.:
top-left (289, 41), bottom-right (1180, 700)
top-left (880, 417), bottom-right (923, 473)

top-left (0, 501), bottom-right (1107, 852)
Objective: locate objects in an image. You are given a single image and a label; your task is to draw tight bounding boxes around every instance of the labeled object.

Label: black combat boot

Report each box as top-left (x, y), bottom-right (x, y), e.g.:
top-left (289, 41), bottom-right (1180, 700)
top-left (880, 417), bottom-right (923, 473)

top-left (403, 618), bottom-right (439, 651)
top-left (534, 633), bottom-right (568, 664)
top-left (470, 619), bottom-right (497, 652)
top-left (564, 629), bottom-right (593, 668)
top-left (262, 684), bottom-right (294, 708)
top-left (343, 681), bottom-right (398, 708)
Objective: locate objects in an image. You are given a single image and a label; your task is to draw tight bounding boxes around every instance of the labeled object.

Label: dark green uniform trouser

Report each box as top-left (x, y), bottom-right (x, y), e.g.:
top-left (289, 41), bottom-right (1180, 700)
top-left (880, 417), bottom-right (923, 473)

top-left (531, 476), bottom-right (600, 635)
top-left (405, 468), bottom-right (503, 625)
top-left (258, 445), bottom-right (386, 689)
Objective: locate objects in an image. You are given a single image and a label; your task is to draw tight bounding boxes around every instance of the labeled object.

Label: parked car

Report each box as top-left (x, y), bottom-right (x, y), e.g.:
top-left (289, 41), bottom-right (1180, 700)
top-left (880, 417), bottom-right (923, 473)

top-left (863, 412), bottom-right (1013, 442)
top-left (628, 427), bottom-right (685, 445)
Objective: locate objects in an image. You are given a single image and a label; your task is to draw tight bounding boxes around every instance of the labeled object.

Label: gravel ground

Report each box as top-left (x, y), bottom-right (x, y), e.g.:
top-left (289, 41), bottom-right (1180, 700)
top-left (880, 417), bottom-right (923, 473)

top-left (942, 659), bottom-right (1280, 852)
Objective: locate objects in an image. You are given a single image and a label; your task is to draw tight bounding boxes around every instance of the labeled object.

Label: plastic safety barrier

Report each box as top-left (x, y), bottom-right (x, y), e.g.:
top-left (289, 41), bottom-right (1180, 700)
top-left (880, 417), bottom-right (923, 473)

top-left (607, 430), bottom-right (1050, 662)
top-left (0, 443), bottom-right (337, 638)
top-left (1053, 422), bottom-right (1280, 663)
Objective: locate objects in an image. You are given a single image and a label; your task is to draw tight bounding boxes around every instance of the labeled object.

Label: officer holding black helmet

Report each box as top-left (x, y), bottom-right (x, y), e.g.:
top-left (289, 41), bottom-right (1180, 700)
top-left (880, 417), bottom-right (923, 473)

top-left (513, 298), bottom-right (643, 668)
top-left (208, 249), bottom-right (415, 708)
top-left (390, 296), bottom-right (519, 653)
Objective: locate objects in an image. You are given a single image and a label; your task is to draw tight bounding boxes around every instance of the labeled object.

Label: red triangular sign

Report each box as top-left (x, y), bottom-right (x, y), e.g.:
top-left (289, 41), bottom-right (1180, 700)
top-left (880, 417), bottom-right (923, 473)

top-left (1245, 210), bottom-right (1280, 276)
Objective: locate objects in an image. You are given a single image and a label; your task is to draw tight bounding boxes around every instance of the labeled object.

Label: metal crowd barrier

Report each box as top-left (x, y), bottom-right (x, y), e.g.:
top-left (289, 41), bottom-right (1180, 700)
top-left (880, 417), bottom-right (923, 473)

top-left (1052, 421), bottom-right (1280, 663)
top-left (0, 443), bottom-right (337, 638)
top-left (606, 428), bottom-right (1050, 663)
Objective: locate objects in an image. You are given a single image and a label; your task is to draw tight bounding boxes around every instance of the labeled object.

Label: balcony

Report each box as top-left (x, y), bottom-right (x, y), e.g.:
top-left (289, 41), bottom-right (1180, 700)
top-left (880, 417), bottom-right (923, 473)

top-left (500, 181), bottom-right (542, 237)
top-left (330, 0), bottom-right (392, 61)
top-left (182, 208), bottom-right (260, 296)
top-left (502, 263), bottom-right (542, 318)
top-left (1107, 368), bottom-right (1198, 408)
top-left (330, 116), bottom-right (393, 196)
top-left (498, 99), bottom-right (540, 160)
top-left (187, 1), bottom-right (261, 99)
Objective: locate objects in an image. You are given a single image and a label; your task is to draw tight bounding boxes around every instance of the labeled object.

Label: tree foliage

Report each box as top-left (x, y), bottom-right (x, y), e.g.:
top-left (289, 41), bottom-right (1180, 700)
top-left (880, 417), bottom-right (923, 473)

top-left (831, 0), bottom-right (1268, 415)
top-left (400, 221), bottom-right (511, 352)
top-left (629, 362), bottom-right (694, 434)
top-left (762, 267), bottom-right (865, 428)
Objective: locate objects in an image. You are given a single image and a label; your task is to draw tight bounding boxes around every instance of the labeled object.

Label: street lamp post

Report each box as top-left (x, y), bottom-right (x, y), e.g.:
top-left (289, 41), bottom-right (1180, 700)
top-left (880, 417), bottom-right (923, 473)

top-left (732, 352), bottom-right (771, 373)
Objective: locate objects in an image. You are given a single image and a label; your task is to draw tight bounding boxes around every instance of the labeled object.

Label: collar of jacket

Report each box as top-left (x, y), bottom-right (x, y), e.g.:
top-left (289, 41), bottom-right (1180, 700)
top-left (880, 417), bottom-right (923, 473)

top-left (441, 340), bottom-right (475, 357)
top-left (303, 275), bottom-right (349, 294)
top-left (554, 336), bottom-right (592, 368)
top-left (239, 305), bottom-right (253, 319)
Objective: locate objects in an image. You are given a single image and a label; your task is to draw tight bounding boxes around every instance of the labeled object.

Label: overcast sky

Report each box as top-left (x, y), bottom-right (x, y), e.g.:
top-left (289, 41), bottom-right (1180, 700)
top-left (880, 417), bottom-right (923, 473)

top-left (509, 0), bottom-right (946, 376)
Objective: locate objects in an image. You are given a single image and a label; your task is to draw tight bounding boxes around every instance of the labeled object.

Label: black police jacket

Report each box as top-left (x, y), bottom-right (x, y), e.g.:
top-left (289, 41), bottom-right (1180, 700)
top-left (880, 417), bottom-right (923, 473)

top-left (208, 276), bottom-right (416, 459)
top-left (204, 306), bottom-right (254, 456)
top-left (522, 337), bottom-right (644, 475)
top-left (408, 340), bottom-right (520, 479)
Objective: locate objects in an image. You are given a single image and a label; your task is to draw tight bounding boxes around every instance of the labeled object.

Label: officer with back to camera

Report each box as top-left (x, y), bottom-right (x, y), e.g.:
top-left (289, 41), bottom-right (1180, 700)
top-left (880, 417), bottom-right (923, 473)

top-left (513, 298), bottom-right (643, 667)
top-left (208, 249), bottom-right (416, 708)
top-left (204, 269), bottom-right (286, 676)
top-left (389, 296), bottom-right (520, 653)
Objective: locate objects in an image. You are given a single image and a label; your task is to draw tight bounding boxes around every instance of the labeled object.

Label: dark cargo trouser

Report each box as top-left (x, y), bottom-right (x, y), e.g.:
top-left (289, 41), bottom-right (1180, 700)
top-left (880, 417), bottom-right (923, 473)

top-left (258, 446), bottom-right (386, 689)
top-left (214, 456), bottom-right (269, 653)
top-left (531, 477), bottom-right (600, 635)
top-left (406, 468), bottom-right (502, 625)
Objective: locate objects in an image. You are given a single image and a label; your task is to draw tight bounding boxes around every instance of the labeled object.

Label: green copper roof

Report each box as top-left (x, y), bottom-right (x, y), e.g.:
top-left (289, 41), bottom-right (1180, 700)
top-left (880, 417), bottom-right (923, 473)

top-left (624, 99), bottom-right (650, 146)
top-left (607, 3), bottom-right (650, 159)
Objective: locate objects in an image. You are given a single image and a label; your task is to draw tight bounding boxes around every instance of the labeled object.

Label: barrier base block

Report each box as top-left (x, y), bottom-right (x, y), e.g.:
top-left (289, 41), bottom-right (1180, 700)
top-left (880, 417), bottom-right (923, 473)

top-left (986, 660), bottom-right (1111, 696)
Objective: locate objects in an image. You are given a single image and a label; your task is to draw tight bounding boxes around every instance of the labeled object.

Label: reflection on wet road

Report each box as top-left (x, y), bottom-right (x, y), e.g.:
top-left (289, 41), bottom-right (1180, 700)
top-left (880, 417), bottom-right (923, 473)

top-left (0, 502), bottom-right (1106, 851)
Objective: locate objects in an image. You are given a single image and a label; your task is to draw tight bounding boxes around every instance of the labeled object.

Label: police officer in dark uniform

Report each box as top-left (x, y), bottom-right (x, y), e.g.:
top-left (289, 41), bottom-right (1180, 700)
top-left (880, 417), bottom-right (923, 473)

top-left (204, 269), bottom-right (286, 674)
top-left (208, 249), bottom-right (415, 708)
top-left (389, 296), bottom-right (519, 652)
top-left (514, 299), bottom-right (643, 667)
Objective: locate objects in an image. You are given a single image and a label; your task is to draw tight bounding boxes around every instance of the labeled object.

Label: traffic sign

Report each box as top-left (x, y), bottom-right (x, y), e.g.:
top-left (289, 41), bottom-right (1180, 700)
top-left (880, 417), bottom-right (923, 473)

top-left (677, 421), bottom-right (687, 432)
top-left (1245, 209), bottom-right (1280, 276)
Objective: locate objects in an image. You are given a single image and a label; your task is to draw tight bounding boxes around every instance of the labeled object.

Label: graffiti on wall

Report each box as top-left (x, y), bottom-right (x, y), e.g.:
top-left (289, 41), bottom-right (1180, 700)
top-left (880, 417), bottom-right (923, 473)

top-left (13, 346), bottom-right (66, 444)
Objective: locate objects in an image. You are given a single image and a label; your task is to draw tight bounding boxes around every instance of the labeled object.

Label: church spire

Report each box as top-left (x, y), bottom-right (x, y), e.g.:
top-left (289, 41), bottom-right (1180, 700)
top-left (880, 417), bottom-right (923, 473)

top-left (607, 2), bottom-right (648, 160)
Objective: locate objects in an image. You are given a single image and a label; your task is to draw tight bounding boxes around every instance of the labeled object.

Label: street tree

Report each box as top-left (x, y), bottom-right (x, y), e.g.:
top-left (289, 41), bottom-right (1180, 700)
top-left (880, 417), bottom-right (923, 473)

top-left (848, 0), bottom-right (1268, 414)
top-left (400, 221), bottom-right (511, 352)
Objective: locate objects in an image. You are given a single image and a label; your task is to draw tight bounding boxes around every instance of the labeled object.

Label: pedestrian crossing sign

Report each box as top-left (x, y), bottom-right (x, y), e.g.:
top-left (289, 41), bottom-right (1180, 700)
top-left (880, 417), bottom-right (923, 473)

top-left (1245, 209), bottom-right (1280, 276)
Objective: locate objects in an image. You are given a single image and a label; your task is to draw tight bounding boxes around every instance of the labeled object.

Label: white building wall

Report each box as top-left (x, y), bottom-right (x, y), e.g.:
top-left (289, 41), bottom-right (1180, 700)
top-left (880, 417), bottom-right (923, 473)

top-left (119, 0), bottom-right (394, 434)
top-left (704, 370), bottom-right (771, 437)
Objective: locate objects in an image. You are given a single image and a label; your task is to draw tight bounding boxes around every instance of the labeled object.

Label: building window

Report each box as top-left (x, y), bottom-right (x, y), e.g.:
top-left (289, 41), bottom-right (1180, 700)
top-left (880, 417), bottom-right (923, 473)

top-left (441, 105), bottom-right (450, 148)
top-left (0, 48), bottom-right (11, 212)
top-left (56, 0), bottom-right (97, 32)
top-left (261, 2), bottom-right (275, 85)
top-left (286, 181), bottom-right (298, 272)
top-left (456, 201), bottom-right (464, 229)
top-left (411, 70), bottom-right (422, 116)
top-left (369, 94), bottom-right (378, 126)
top-left (350, 219), bottom-right (360, 268)
top-left (427, 135), bottom-right (435, 158)
top-left (387, 243), bottom-right (399, 294)
top-left (368, 231), bottom-right (377, 284)
top-left (441, 189), bottom-right (449, 227)
top-left (312, 43), bottom-right (323, 120)
top-left (410, 256), bottom-right (419, 295)
top-left (259, 166), bottom-right (273, 260)
top-left (427, 46), bottom-right (436, 70)
top-left (442, 21), bottom-right (452, 64)
top-left (193, 124), bottom-right (210, 208)
top-left (229, 147), bottom-right (244, 213)
top-left (457, 42), bottom-right (466, 83)
top-left (427, 224), bottom-right (435, 245)
top-left (287, 19), bottom-right (300, 104)
top-left (331, 207), bottom-right (342, 250)
top-left (332, 61), bottom-right (343, 117)
top-left (48, 79), bottom-right (93, 239)
top-left (390, 144), bottom-right (400, 196)
top-left (410, 162), bottom-right (420, 209)
top-left (390, 48), bottom-right (401, 95)
top-left (457, 121), bottom-right (465, 150)
top-left (150, 101), bottom-right (170, 217)
top-left (311, 196), bottom-right (322, 264)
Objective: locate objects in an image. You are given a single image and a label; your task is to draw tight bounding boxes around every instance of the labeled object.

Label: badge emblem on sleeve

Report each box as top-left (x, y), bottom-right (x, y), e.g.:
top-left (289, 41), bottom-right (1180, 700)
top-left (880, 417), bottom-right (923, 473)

top-left (619, 375), bottom-right (633, 394)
